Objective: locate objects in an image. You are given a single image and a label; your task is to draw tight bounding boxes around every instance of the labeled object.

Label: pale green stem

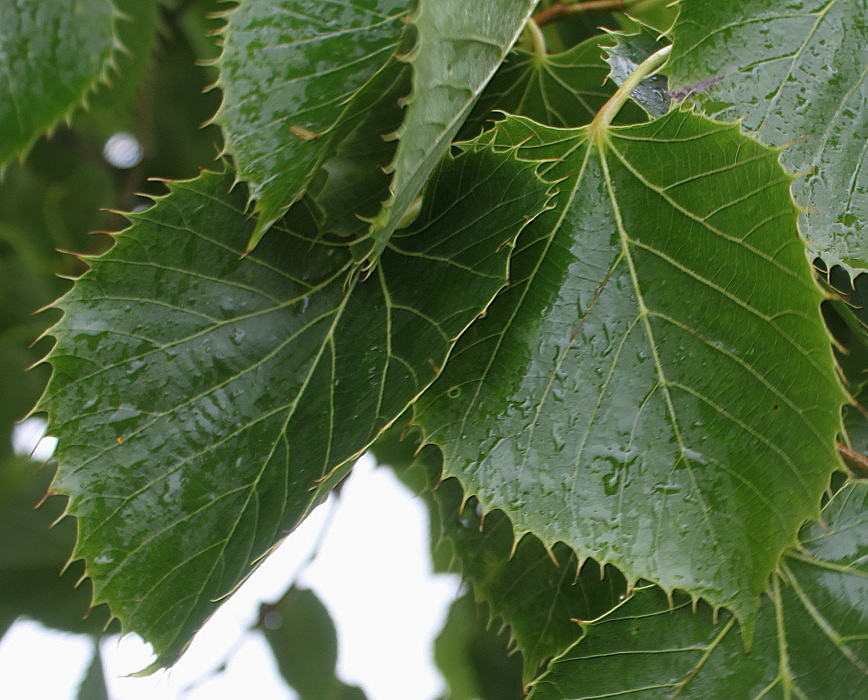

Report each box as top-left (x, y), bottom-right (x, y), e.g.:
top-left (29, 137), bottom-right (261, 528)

top-left (523, 18), bottom-right (547, 63)
top-left (589, 43), bottom-right (671, 142)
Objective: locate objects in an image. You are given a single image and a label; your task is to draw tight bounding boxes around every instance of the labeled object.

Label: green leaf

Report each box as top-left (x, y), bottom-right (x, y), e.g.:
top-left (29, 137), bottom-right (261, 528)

top-left (306, 63), bottom-right (411, 239)
top-left (460, 35), bottom-right (647, 138)
top-left (434, 593), bottom-right (524, 700)
top-left (666, 0), bottom-right (867, 274)
top-left (527, 479), bottom-right (868, 699)
top-left (417, 110), bottom-right (847, 632)
top-left (0, 0), bottom-right (119, 166)
top-left (84, 0), bottom-right (160, 120)
top-left (260, 587), bottom-right (365, 700)
top-left (603, 31), bottom-right (671, 118)
top-left (402, 446), bottom-right (626, 683)
top-left (38, 149), bottom-right (551, 667)
top-left (359, 0), bottom-right (539, 266)
top-left (214, 0), bottom-right (411, 251)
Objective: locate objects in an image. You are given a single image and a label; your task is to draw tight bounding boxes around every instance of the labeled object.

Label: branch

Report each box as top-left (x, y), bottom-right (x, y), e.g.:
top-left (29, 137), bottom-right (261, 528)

top-left (534, 1), bottom-right (627, 28)
top-left (838, 442), bottom-right (868, 476)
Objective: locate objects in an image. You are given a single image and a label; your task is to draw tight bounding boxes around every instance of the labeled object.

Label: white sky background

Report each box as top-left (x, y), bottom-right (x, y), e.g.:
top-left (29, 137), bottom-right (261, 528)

top-left (0, 422), bottom-right (460, 700)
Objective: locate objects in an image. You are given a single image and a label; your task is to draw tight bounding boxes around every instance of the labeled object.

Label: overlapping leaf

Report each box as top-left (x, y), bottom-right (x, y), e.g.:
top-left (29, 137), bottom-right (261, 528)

top-left (460, 34), bottom-right (647, 138)
top-left (417, 110), bottom-right (847, 630)
top-left (528, 480), bottom-right (868, 699)
top-left (666, 0), bottom-right (867, 273)
top-left (411, 446), bottom-right (626, 682)
top-left (215, 0), bottom-right (412, 250)
top-left (0, 0), bottom-right (119, 166)
top-left (37, 151), bottom-right (551, 667)
top-left (434, 593), bottom-right (524, 700)
top-left (359, 0), bottom-right (539, 265)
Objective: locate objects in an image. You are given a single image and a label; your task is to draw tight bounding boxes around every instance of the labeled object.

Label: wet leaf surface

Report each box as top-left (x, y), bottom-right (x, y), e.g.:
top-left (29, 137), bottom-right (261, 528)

top-left (359, 0), bottom-right (539, 265)
top-left (666, 0), bottom-right (867, 274)
top-left (216, 0), bottom-right (412, 249)
top-left (528, 480), bottom-right (868, 699)
top-left (39, 149), bottom-right (550, 666)
top-left (418, 110), bottom-right (847, 630)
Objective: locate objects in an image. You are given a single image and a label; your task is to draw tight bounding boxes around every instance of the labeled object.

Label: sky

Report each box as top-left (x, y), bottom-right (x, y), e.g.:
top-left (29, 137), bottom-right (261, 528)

top-left (0, 423), bottom-right (460, 700)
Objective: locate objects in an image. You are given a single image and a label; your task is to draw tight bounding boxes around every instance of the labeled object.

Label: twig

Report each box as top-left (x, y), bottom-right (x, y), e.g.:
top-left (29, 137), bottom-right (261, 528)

top-left (534, 1), bottom-right (627, 28)
top-left (838, 442), bottom-right (868, 476)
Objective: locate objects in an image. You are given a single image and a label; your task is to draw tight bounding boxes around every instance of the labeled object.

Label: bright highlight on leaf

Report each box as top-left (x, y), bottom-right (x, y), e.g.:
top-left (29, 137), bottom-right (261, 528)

top-left (418, 110), bottom-right (848, 631)
top-left (38, 151), bottom-right (551, 666)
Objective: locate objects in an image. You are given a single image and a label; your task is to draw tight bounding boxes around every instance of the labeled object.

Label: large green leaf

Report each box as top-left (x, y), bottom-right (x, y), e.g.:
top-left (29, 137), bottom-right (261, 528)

top-left (215, 0), bottom-right (411, 250)
top-left (528, 479), bottom-right (868, 699)
top-left (666, 0), bottom-right (867, 274)
top-left (37, 149), bottom-right (550, 667)
top-left (417, 110), bottom-right (847, 631)
top-left (460, 34), bottom-right (647, 139)
top-left (0, 0), bottom-right (119, 166)
top-left (359, 0), bottom-right (539, 265)
top-left (260, 587), bottom-right (365, 700)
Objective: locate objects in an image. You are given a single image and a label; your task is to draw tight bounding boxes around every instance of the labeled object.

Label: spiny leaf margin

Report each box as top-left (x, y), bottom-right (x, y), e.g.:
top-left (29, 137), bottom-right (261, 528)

top-left (34, 147), bottom-right (553, 668)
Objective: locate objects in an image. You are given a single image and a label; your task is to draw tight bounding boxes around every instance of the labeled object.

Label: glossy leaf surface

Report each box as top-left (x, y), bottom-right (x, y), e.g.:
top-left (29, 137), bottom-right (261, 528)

top-left (418, 110), bottom-right (846, 628)
top-left (529, 480), bottom-right (868, 699)
top-left (39, 153), bottom-right (550, 666)
top-left (215, 0), bottom-right (411, 249)
top-left (360, 0), bottom-right (538, 265)
top-left (0, 0), bottom-right (118, 165)
top-left (667, 0), bottom-right (867, 273)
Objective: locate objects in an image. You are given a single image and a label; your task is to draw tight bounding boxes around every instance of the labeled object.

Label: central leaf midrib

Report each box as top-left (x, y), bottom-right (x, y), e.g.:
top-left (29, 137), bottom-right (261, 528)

top-left (598, 142), bottom-right (718, 557)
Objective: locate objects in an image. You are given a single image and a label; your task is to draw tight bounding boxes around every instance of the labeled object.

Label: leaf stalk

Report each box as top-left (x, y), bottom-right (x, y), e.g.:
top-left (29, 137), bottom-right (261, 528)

top-left (588, 43), bottom-right (671, 142)
top-left (523, 19), bottom-right (547, 63)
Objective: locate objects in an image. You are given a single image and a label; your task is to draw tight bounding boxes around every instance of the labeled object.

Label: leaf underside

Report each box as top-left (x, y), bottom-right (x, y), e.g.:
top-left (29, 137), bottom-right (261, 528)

top-left (666, 0), bottom-right (867, 274)
top-left (417, 109), bottom-right (847, 630)
top-left (0, 0), bottom-right (118, 166)
top-left (529, 480), bottom-right (868, 699)
top-left (39, 148), bottom-right (550, 666)
top-left (460, 34), bottom-right (647, 139)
